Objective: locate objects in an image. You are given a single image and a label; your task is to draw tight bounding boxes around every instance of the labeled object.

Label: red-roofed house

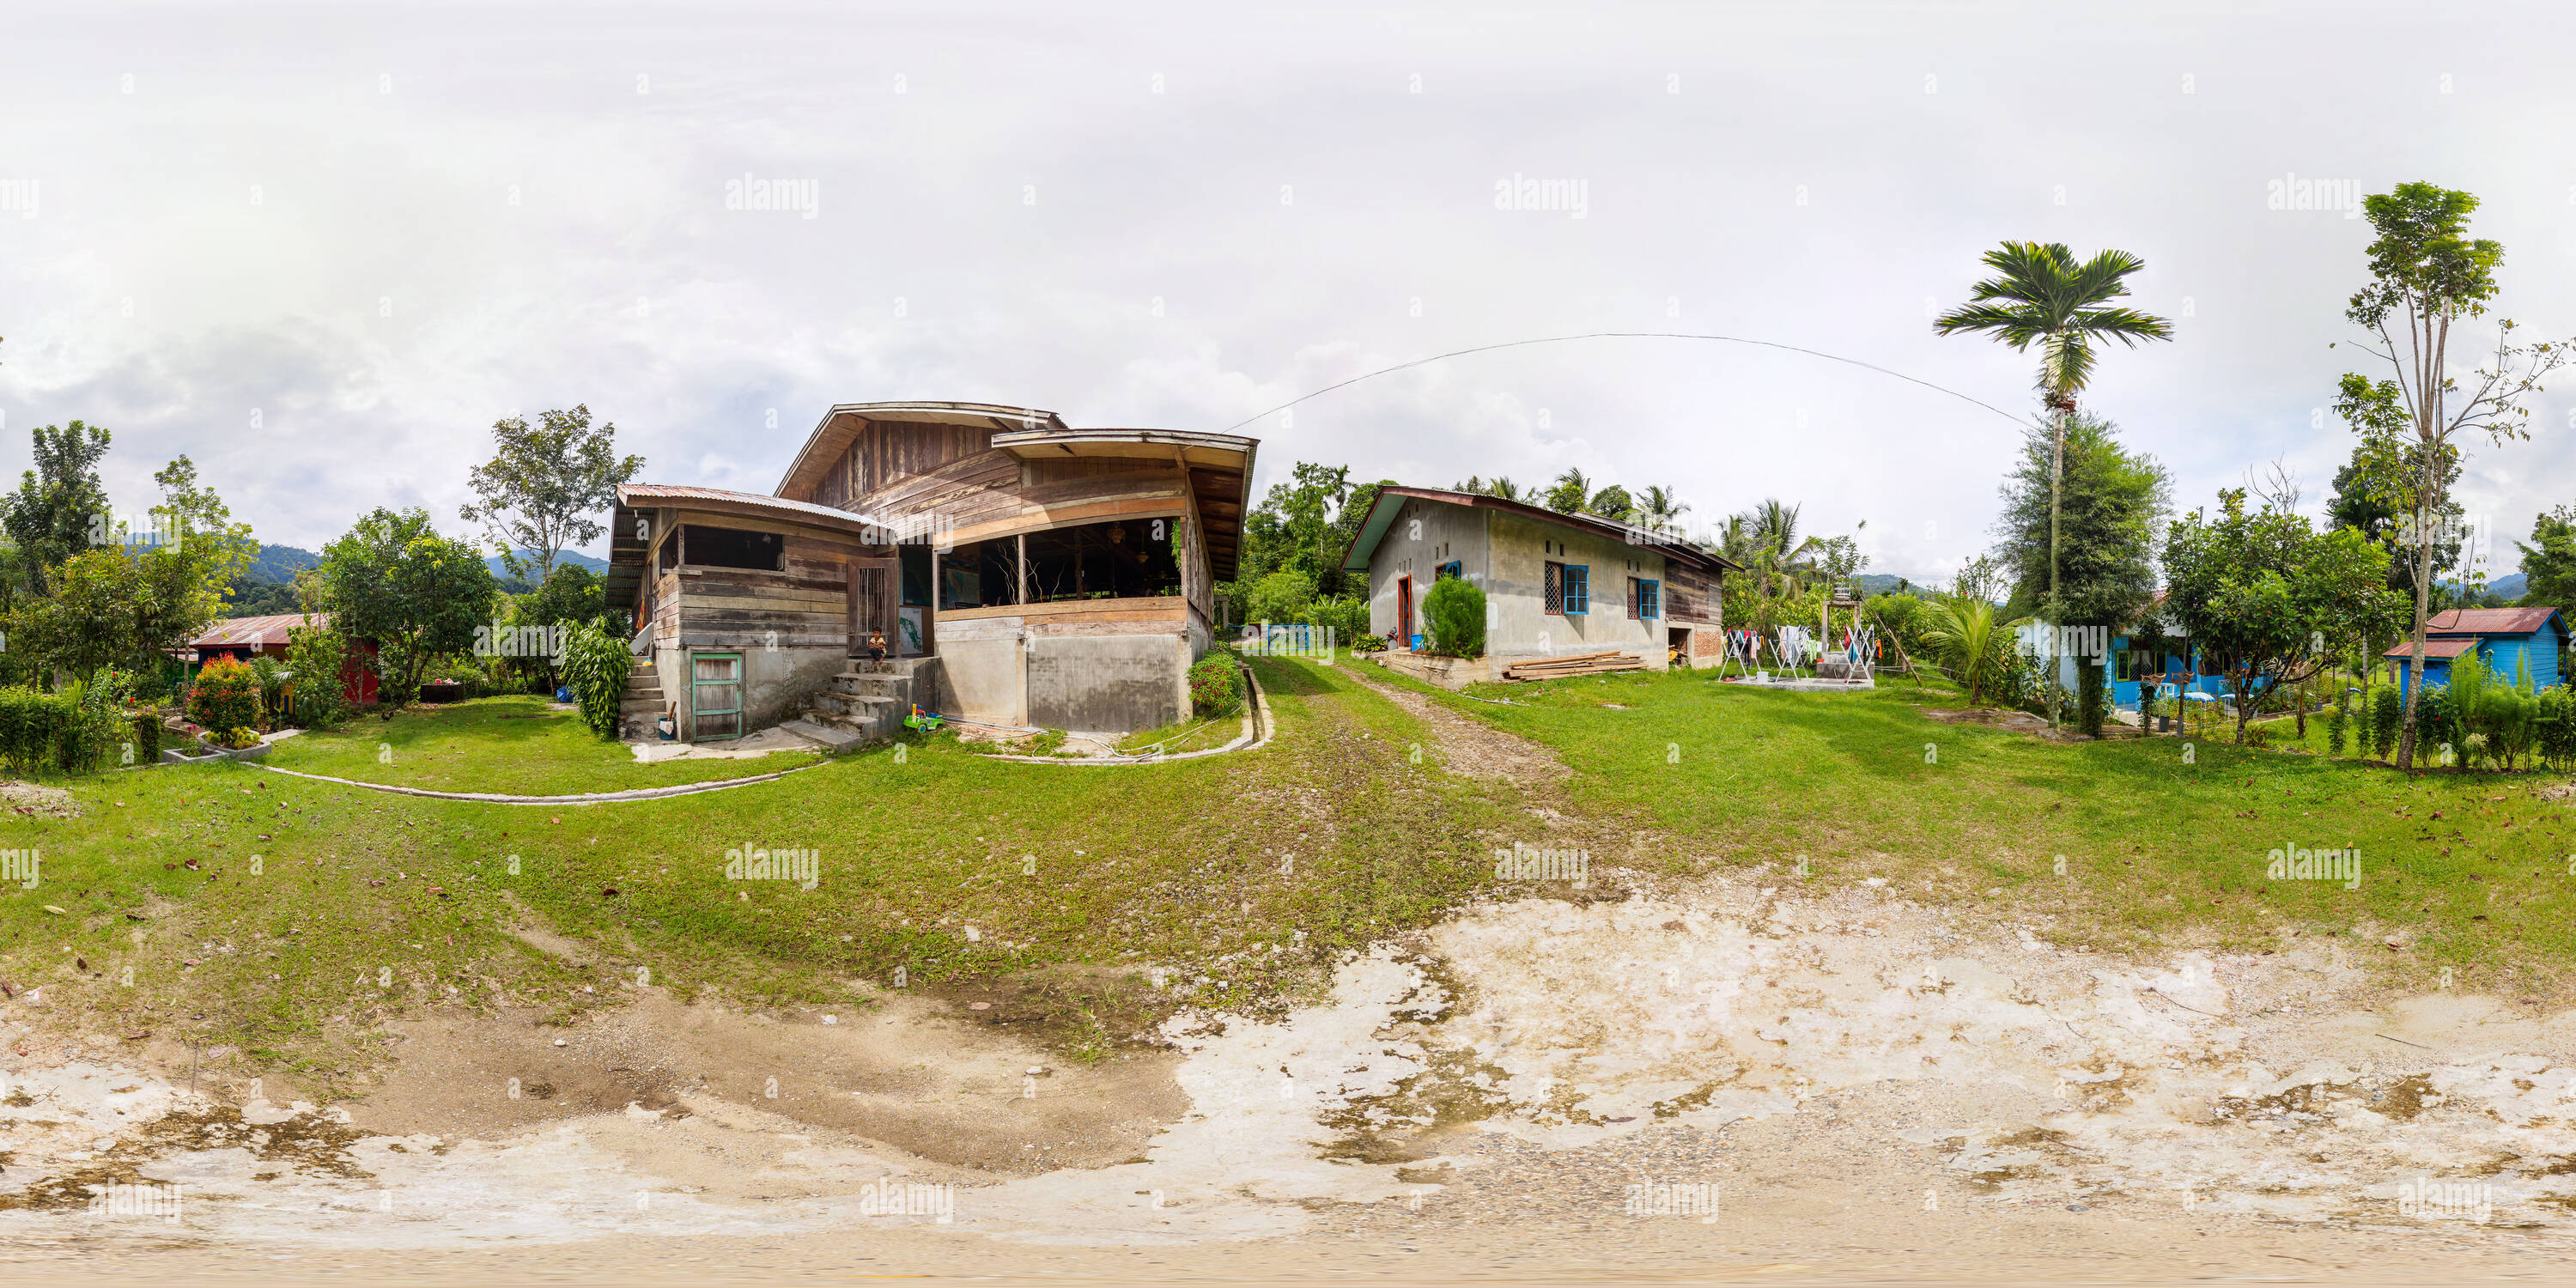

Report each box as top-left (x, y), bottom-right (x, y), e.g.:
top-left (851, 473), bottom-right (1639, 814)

top-left (183, 613), bottom-right (379, 707)
top-left (2385, 606), bottom-right (2569, 700)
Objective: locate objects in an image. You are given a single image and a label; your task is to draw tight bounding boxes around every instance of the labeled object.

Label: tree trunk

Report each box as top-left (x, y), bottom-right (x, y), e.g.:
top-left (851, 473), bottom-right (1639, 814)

top-left (2394, 459), bottom-right (2438, 769)
top-left (2048, 406), bottom-right (2065, 731)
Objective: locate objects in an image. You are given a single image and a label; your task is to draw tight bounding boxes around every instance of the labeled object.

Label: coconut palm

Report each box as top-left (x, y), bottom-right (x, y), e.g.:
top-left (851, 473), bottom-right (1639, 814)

top-left (1918, 595), bottom-right (2033, 707)
top-left (1935, 240), bottom-right (2173, 726)
top-left (1747, 498), bottom-right (1824, 596)
top-left (1638, 485), bottom-right (1690, 532)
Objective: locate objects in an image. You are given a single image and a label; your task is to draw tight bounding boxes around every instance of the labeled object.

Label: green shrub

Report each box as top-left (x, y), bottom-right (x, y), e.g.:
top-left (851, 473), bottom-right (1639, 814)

top-left (1303, 595), bottom-right (1370, 647)
top-left (1188, 654), bottom-right (1244, 718)
top-left (186, 657), bottom-right (264, 734)
top-left (284, 623), bottom-right (355, 729)
top-left (1420, 577), bottom-right (1487, 659)
top-left (2371, 686), bottom-right (2402, 758)
top-left (0, 687), bottom-right (125, 775)
top-left (1244, 571), bottom-right (1316, 625)
top-left (1352, 634), bottom-right (1388, 653)
top-left (2325, 696), bottom-right (2349, 756)
top-left (2540, 686), bottom-right (2576, 770)
top-left (558, 619), bottom-right (635, 739)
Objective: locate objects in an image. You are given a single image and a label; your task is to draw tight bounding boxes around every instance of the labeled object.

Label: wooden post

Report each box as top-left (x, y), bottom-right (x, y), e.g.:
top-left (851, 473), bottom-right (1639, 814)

top-left (845, 561), bottom-right (862, 657)
top-left (923, 547), bottom-right (939, 656)
top-left (1017, 532), bottom-right (1028, 605)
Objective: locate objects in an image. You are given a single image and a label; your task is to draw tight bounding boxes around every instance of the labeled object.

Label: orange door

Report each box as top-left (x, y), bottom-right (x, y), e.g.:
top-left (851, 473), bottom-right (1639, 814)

top-left (1396, 576), bottom-right (1413, 649)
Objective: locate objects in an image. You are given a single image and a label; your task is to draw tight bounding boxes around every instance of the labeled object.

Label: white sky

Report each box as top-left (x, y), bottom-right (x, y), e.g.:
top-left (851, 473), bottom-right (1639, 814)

top-left (3, 1), bottom-right (2573, 585)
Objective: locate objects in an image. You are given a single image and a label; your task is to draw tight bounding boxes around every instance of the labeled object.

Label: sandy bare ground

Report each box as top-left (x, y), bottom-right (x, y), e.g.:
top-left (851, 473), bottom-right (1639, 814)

top-left (13, 683), bottom-right (2576, 1283)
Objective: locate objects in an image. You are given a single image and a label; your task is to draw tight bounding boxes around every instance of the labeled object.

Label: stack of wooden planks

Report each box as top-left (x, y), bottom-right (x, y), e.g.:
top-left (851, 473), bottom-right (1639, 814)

top-left (1503, 650), bottom-right (1645, 681)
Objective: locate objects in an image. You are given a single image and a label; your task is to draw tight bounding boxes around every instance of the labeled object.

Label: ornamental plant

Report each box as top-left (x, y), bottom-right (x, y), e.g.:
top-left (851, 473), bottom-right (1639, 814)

top-left (185, 656), bottom-right (264, 734)
top-left (557, 618), bottom-right (635, 739)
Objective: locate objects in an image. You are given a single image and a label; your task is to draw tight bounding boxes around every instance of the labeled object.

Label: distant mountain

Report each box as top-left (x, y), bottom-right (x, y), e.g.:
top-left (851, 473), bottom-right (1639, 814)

top-left (1854, 573), bottom-right (1929, 595)
top-left (245, 543), bottom-right (320, 584)
top-left (488, 550), bottom-right (609, 577)
top-left (2487, 573), bottom-right (2529, 600)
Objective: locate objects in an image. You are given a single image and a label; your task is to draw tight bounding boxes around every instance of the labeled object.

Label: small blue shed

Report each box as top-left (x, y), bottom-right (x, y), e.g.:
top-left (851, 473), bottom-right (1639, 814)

top-left (2386, 607), bottom-right (2569, 700)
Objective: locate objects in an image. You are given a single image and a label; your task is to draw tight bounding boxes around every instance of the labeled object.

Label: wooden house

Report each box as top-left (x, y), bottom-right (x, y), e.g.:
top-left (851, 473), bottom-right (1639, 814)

top-left (605, 402), bottom-right (1255, 741)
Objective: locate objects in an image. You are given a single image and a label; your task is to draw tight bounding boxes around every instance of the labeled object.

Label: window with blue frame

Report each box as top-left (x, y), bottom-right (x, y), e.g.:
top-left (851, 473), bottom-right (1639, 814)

top-left (1561, 563), bottom-right (1589, 614)
top-left (1437, 560), bottom-right (1462, 581)
top-left (1628, 577), bottom-right (1660, 619)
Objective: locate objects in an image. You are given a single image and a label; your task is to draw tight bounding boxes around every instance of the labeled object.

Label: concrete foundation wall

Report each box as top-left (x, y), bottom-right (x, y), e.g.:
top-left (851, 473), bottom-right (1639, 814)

top-left (1029, 635), bottom-right (1185, 732)
top-left (661, 643), bottom-right (845, 741)
top-left (937, 635), bottom-right (1030, 727)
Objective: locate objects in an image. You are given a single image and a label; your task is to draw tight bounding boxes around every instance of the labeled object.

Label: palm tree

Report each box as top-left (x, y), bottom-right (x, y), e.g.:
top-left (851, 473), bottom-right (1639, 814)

top-left (1545, 468), bottom-right (1591, 514)
top-left (1935, 240), bottom-right (2173, 726)
top-left (1918, 596), bottom-right (2033, 707)
top-left (1638, 485), bottom-right (1690, 532)
top-left (1489, 477), bottom-right (1521, 502)
top-left (1747, 498), bottom-right (1822, 597)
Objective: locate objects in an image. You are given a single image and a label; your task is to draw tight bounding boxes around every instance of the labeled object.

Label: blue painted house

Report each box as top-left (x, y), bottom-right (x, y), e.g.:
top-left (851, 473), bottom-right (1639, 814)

top-left (2047, 593), bottom-right (2248, 710)
top-left (2385, 607), bottom-right (2569, 700)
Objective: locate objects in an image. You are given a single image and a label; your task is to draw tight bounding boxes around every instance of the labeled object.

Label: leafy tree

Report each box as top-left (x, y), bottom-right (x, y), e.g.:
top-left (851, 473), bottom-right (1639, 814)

top-left (1585, 484), bottom-right (1635, 523)
top-left (1230, 462), bottom-right (1365, 599)
top-left (2516, 505), bottom-right (2576, 608)
top-left (2337, 183), bottom-right (2569, 768)
top-left (1544, 468), bottom-right (1591, 514)
top-left (284, 621), bottom-right (355, 728)
top-left (1950, 554), bottom-right (2008, 605)
top-left (1936, 240), bottom-right (2175, 728)
top-left (314, 507), bottom-right (497, 711)
top-left (458, 404), bottom-right (643, 581)
top-left (2160, 489), bottom-right (2407, 744)
top-left (2, 420), bottom-right (112, 598)
top-left (1991, 414), bottom-right (2169, 736)
top-left (2326, 440), bottom-right (2464, 603)
top-left (1243, 570), bottom-right (1316, 624)
top-left (3, 456), bottom-right (252, 681)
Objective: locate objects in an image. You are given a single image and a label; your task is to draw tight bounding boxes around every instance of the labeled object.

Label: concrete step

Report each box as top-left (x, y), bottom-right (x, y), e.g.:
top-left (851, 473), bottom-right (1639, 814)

top-left (779, 720), bottom-right (865, 751)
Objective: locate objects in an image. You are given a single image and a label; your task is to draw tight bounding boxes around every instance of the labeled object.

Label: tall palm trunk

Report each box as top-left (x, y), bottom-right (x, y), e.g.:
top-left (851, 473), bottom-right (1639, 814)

top-left (2047, 403), bottom-right (2066, 730)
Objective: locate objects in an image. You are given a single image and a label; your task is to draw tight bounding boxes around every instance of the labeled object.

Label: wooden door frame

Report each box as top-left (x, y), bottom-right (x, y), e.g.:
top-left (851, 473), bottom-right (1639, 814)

top-left (1396, 575), bottom-right (1413, 650)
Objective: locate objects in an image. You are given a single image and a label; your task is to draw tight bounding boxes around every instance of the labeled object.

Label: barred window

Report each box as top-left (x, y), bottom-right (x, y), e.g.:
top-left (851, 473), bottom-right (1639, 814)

top-left (1544, 562), bottom-right (1564, 615)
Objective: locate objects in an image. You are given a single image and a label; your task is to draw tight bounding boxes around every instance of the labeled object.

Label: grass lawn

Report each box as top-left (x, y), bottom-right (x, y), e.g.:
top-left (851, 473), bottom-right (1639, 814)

top-left (1375, 662), bottom-right (2576, 989)
top-left (0, 657), bottom-right (1522, 1093)
top-left (264, 696), bottom-right (821, 794)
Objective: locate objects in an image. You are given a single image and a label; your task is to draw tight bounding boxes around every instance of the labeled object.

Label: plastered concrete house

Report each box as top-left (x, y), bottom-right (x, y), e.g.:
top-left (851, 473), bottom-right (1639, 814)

top-left (1337, 486), bottom-right (1735, 684)
top-left (605, 402), bottom-right (1255, 743)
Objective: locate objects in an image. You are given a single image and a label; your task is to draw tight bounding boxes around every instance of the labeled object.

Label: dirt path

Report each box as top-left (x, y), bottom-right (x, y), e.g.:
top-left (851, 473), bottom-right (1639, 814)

top-left (16, 677), bottom-right (2576, 1281)
top-left (1340, 661), bottom-right (1569, 786)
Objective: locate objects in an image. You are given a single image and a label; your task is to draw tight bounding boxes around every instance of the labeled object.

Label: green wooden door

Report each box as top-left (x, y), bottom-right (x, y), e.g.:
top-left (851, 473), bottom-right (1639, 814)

top-left (691, 653), bottom-right (744, 741)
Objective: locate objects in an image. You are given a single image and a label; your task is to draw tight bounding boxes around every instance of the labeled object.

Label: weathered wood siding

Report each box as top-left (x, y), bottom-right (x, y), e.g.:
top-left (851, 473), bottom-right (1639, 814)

top-left (642, 507), bottom-right (887, 650)
top-left (1665, 564), bottom-right (1723, 628)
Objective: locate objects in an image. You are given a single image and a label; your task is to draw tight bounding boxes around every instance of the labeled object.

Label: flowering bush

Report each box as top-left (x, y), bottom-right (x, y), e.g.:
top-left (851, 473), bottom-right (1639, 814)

top-left (1188, 654), bottom-right (1243, 718)
top-left (185, 657), bottom-right (264, 733)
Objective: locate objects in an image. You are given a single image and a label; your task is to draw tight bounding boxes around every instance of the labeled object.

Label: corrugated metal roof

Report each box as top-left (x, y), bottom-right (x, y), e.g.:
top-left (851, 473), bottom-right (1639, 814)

top-left (2425, 607), bottom-right (2565, 635)
top-left (189, 612), bottom-right (331, 649)
top-left (1340, 485), bottom-right (1740, 577)
top-left (617, 483), bottom-right (881, 528)
top-left (2383, 637), bottom-right (2480, 660)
